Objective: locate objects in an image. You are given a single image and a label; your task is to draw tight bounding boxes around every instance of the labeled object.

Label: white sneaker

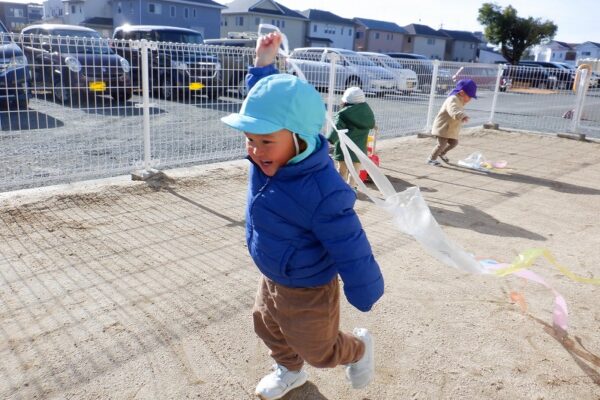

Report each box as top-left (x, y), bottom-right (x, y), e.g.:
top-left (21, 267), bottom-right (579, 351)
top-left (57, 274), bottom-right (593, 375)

top-left (345, 328), bottom-right (375, 389)
top-left (255, 364), bottom-right (308, 400)
top-left (426, 159), bottom-right (441, 166)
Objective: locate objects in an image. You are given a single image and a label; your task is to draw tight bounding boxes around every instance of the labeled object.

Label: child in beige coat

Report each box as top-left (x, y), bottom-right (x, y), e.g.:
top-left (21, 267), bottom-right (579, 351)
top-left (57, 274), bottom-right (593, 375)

top-left (427, 79), bottom-right (477, 166)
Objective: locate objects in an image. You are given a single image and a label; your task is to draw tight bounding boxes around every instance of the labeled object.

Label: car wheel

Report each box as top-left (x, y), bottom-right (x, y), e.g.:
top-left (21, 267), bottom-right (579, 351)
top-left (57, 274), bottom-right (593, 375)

top-left (158, 75), bottom-right (173, 100)
top-left (112, 89), bottom-right (132, 102)
top-left (237, 79), bottom-right (248, 98)
top-left (346, 76), bottom-right (362, 88)
top-left (53, 78), bottom-right (72, 104)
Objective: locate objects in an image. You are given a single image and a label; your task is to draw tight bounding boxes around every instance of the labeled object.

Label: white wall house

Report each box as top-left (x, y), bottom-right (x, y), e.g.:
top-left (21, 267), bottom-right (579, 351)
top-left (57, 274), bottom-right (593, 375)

top-left (302, 9), bottom-right (354, 49)
top-left (533, 40), bottom-right (577, 64)
top-left (221, 0), bottom-right (308, 49)
top-left (577, 42), bottom-right (600, 60)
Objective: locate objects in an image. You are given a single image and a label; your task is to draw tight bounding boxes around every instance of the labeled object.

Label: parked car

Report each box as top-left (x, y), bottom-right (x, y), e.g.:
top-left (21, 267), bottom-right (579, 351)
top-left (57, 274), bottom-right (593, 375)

top-left (358, 52), bottom-right (418, 94)
top-left (113, 25), bottom-right (221, 100)
top-left (288, 47), bottom-right (397, 96)
top-left (204, 34), bottom-right (255, 97)
top-left (501, 63), bottom-right (553, 89)
top-left (554, 62), bottom-right (599, 88)
top-left (451, 65), bottom-right (511, 92)
top-left (519, 61), bottom-right (573, 89)
top-left (0, 20), bottom-right (30, 109)
top-left (21, 24), bottom-right (132, 104)
top-left (385, 52), bottom-right (453, 94)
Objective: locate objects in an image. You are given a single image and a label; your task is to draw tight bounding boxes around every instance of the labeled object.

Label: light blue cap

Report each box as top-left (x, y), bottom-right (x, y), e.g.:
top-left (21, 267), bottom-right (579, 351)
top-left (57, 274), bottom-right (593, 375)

top-left (221, 73), bottom-right (325, 138)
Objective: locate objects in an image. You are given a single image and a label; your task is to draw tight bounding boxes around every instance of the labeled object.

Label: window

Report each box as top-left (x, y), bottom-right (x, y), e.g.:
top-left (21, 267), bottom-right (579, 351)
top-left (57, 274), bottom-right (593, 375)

top-left (355, 31), bottom-right (361, 39)
top-left (236, 16), bottom-right (244, 26)
top-left (193, 9), bottom-right (196, 17)
top-left (71, 5), bottom-right (76, 14)
top-left (281, 20), bottom-right (285, 28)
top-left (256, 18), bottom-right (260, 25)
top-left (170, 5), bottom-right (175, 17)
top-left (184, 8), bottom-right (189, 18)
top-left (408, 37), bottom-right (412, 43)
top-left (117, 2), bottom-right (122, 14)
top-left (375, 32), bottom-right (379, 39)
top-left (148, 3), bottom-right (161, 14)
top-left (427, 38), bottom-right (435, 45)
top-left (348, 28), bottom-right (352, 36)
top-left (276, 20), bottom-right (280, 28)
top-left (341, 27), bottom-right (344, 35)
top-left (10, 7), bottom-right (25, 17)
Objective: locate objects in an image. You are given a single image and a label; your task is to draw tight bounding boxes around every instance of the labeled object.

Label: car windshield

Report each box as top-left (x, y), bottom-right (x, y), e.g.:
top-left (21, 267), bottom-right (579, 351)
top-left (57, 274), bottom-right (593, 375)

top-left (340, 51), bottom-right (377, 67)
top-left (380, 58), bottom-right (405, 69)
top-left (155, 30), bottom-right (204, 44)
top-left (48, 29), bottom-right (114, 54)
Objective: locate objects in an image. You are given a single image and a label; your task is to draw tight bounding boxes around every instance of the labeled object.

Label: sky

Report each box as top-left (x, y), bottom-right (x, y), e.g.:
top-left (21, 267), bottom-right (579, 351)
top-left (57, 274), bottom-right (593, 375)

top-left (219, 0), bottom-right (599, 44)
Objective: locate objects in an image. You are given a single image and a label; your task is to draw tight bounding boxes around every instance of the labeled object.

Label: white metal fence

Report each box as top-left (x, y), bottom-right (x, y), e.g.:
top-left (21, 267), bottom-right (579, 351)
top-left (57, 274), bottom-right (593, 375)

top-left (1, 32), bottom-right (598, 192)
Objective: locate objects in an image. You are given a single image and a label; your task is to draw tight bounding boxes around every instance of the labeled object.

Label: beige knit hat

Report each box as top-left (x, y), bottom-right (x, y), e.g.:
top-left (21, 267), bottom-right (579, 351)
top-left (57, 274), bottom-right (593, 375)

top-left (341, 86), bottom-right (366, 104)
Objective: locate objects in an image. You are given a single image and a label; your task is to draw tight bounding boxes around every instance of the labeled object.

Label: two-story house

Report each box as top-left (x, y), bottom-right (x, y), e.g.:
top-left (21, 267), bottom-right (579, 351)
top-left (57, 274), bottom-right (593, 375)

top-left (576, 42), bottom-right (600, 61)
top-left (0, 1), bottom-right (44, 31)
top-left (221, 0), bottom-right (308, 49)
top-left (533, 40), bottom-right (577, 64)
top-left (301, 9), bottom-right (354, 49)
top-left (353, 17), bottom-right (406, 53)
top-left (439, 29), bottom-right (479, 62)
top-left (112, 0), bottom-right (225, 38)
top-left (403, 23), bottom-right (447, 60)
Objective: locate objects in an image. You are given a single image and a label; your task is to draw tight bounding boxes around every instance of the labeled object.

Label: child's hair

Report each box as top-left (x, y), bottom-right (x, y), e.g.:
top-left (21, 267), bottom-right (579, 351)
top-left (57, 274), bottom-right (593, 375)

top-left (341, 86), bottom-right (366, 104)
top-left (221, 74), bottom-right (325, 163)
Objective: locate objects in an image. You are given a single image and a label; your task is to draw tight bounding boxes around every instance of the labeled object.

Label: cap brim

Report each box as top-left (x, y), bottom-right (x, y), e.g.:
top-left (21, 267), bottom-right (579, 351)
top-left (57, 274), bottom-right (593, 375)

top-left (221, 113), bottom-right (283, 134)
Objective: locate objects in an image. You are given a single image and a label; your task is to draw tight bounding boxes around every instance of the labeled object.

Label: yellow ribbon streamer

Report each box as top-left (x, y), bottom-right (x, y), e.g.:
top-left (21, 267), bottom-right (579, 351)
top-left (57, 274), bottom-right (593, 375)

top-left (493, 248), bottom-right (600, 285)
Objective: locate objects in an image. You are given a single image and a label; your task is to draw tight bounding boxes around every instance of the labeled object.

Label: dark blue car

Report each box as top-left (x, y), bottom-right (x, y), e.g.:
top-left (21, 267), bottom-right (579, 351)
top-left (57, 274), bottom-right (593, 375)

top-left (0, 21), bottom-right (30, 109)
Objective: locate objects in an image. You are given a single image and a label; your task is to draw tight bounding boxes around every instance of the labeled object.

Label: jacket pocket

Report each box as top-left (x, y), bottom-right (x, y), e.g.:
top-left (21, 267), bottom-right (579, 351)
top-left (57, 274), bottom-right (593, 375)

top-left (278, 245), bottom-right (296, 278)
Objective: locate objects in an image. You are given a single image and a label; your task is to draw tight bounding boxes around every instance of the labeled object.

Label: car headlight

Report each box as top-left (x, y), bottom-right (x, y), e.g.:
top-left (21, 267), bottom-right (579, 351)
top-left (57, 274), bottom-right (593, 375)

top-left (120, 57), bottom-right (130, 73)
top-left (172, 60), bottom-right (187, 70)
top-left (0, 55), bottom-right (27, 72)
top-left (65, 56), bottom-right (82, 73)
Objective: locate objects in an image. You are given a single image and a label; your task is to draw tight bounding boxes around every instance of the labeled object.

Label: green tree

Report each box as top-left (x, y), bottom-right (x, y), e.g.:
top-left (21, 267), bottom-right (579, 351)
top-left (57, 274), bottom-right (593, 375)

top-left (477, 3), bottom-right (557, 64)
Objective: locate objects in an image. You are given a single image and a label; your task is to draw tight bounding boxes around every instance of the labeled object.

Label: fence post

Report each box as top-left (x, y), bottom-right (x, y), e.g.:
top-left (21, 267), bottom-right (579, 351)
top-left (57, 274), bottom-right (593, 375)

top-left (425, 59), bottom-right (440, 131)
top-left (569, 68), bottom-right (589, 138)
top-left (488, 64), bottom-right (504, 125)
top-left (141, 39), bottom-right (153, 172)
top-left (326, 53), bottom-right (339, 135)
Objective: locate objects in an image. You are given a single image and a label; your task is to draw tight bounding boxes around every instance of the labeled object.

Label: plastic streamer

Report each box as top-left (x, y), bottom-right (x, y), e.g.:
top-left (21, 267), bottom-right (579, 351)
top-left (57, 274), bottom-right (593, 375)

top-left (261, 25), bottom-right (598, 331)
top-left (458, 152), bottom-right (508, 172)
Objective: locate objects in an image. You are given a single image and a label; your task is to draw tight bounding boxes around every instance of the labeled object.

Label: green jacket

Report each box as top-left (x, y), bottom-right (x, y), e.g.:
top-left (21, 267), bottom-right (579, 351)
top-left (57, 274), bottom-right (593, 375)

top-left (327, 102), bottom-right (375, 162)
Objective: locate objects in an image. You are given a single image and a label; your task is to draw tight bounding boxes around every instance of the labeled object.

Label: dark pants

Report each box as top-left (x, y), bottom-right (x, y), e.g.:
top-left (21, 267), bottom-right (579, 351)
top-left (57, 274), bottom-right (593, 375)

top-left (252, 276), bottom-right (364, 371)
top-left (430, 137), bottom-right (459, 160)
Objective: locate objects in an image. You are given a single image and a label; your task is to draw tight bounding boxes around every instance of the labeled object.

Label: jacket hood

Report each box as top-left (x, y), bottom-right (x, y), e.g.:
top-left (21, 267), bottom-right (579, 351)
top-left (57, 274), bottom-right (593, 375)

top-left (338, 103), bottom-right (375, 129)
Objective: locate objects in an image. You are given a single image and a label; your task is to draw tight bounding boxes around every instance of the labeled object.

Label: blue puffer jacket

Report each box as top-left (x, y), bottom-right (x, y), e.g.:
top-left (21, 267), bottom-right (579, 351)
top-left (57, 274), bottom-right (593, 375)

top-left (246, 133), bottom-right (384, 312)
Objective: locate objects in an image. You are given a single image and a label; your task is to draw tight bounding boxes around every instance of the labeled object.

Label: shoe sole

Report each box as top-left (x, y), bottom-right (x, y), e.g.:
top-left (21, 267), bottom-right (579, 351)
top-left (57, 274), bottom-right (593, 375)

top-left (255, 373), bottom-right (308, 400)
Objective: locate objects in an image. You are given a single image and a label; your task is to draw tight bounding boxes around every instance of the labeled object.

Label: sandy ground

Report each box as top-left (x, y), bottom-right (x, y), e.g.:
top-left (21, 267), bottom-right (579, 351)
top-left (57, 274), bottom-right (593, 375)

top-left (1, 129), bottom-right (599, 400)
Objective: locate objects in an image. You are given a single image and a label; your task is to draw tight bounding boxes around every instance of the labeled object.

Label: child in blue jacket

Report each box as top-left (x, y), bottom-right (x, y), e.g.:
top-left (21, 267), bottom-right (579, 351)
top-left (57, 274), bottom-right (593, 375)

top-left (221, 32), bottom-right (384, 400)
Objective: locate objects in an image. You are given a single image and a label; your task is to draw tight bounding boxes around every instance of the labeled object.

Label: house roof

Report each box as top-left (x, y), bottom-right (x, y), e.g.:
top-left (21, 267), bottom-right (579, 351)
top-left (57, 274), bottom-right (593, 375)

top-left (301, 9), bottom-right (353, 25)
top-left (439, 29), bottom-right (480, 42)
top-left (183, 0), bottom-right (226, 7)
top-left (223, 0), bottom-right (307, 19)
top-left (353, 18), bottom-right (407, 34)
top-left (578, 41), bottom-right (600, 48)
top-left (81, 17), bottom-right (113, 26)
top-left (552, 40), bottom-right (575, 50)
top-left (403, 23), bottom-right (447, 38)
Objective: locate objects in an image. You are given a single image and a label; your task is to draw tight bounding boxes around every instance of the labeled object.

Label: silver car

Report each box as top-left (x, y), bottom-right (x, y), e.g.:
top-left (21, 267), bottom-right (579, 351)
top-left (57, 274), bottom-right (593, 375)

top-left (359, 52), bottom-right (419, 94)
top-left (288, 47), bottom-right (397, 96)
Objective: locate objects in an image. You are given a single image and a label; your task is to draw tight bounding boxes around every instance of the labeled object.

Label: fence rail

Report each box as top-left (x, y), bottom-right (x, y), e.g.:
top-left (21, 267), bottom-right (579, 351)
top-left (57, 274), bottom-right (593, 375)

top-left (1, 32), bottom-right (599, 193)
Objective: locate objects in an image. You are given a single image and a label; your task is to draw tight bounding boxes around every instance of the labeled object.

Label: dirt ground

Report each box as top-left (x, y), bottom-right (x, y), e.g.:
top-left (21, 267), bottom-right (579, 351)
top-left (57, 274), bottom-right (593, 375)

top-left (1, 129), bottom-right (599, 400)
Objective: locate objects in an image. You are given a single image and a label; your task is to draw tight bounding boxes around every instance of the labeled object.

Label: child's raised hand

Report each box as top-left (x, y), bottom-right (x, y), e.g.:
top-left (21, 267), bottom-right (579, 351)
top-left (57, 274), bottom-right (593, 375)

top-left (255, 32), bottom-right (282, 67)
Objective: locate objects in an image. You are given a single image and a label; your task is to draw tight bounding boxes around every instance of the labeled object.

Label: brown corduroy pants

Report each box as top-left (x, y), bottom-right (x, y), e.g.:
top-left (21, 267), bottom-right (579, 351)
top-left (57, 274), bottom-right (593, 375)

top-left (252, 276), bottom-right (364, 371)
top-left (430, 137), bottom-right (459, 160)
